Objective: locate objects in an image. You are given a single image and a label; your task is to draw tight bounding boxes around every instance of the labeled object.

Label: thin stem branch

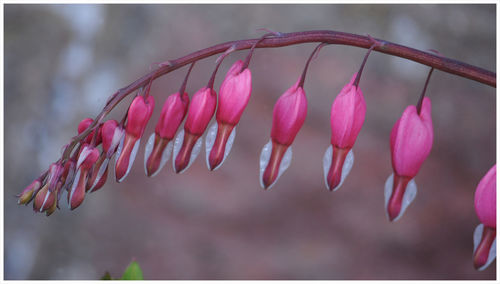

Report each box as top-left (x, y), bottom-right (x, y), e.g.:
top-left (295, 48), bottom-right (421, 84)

top-left (61, 29), bottom-right (496, 161)
top-left (417, 68), bottom-right (435, 114)
top-left (298, 43), bottom-right (327, 88)
top-left (353, 43), bottom-right (377, 87)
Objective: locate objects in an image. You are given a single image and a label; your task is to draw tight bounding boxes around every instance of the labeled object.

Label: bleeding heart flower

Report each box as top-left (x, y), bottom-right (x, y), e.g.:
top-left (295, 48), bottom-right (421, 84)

top-left (115, 95), bottom-right (155, 182)
top-left (473, 164), bottom-right (496, 271)
top-left (78, 118), bottom-right (102, 145)
top-left (18, 179), bottom-right (41, 205)
top-left (206, 60), bottom-right (251, 171)
top-left (173, 86), bottom-right (216, 174)
top-left (385, 97), bottom-right (433, 222)
top-left (68, 144), bottom-right (100, 210)
top-left (145, 91), bottom-right (189, 177)
top-left (323, 72), bottom-right (366, 191)
top-left (260, 78), bottom-right (307, 189)
top-left (87, 120), bottom-right (122, 192)
top-left (32, 163), bottom-right (62, 213)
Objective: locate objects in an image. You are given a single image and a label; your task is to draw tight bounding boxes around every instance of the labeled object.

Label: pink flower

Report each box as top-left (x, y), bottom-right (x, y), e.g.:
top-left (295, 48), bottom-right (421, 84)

top-left (68, 144), bottom-right (99, 210)
top-left (385, 97), bottom-right (433, 221)
top-left (323, 73), bottom-right (366, 191)
top-left (18, 179), bottom-right (41, 205)
top-left (260, 78), bottom-right (307, 189)
top-left (473, 164), bottom-right (496, 270)
top-left (78, 118), bottom-right (101, 145)
top-left (32, 163), bottom-right (63, 213)
top-left (115, 95), bottom-right (155, 182)
top-left (145, 91), bottom-right (189, 177)
top-left (68, 144), bottom-right (100, 210)
top-left (206, 60), bottom-right (252, 170)
top-left (87, 120), bottom-right (122, 192)
top-left (173, 87), bottom-right (216, 173)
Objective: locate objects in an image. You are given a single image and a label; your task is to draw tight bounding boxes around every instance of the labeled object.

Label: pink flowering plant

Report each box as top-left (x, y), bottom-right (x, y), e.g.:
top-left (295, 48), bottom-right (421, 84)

top-left (16, 29), bottom-right (496, 272)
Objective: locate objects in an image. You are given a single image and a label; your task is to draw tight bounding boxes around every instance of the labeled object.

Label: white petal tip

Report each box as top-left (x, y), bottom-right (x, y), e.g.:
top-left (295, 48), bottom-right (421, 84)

top-left (383, 174), bottom-right (417, 222)
top-left (258, 140), bottom-right (292, 189)
top-left (205, 123), bottom-right (236, 171)
top-left (322, 146), bottom-right (354, 191)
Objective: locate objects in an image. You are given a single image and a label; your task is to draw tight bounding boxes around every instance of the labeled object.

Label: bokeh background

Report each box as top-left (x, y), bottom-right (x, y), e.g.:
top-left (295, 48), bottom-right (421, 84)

top-left (4, 4), bottom-right (496, 280)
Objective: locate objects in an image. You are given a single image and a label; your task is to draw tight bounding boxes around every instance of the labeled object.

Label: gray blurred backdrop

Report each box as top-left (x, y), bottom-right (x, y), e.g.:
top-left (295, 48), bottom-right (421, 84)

top-left (4, 4), bottom-right (496, 280)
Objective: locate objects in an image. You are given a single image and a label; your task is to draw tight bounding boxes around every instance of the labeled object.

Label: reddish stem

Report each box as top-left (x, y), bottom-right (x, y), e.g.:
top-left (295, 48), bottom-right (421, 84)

top-left (178, 62), bottom-right (195, 99)
top-left (298, 43), bottom-right (327, 88)
top-left (416, 68), bottom-right (434, 114)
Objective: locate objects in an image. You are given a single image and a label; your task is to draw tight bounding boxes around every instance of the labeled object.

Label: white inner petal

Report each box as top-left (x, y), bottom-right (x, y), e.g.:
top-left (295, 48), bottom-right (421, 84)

top-left (204, 123), bottom-right (217, 169)
top-left (117, 138), bottom-right (141, 183)
top-left (187, 137), bottom-right (202, 173)
top-left (149, 140), bottom-right (173, 178)
top-left (76, 146), bottom-right (91, 169)
top-left (322, 145), bottom-right (354, 191)
top-left (205, 123), bottom-right (237, 171)
top-left (172, 129), bottom-right (184, 172)
top-left (259, 139), bottom-right (293, 189)
top-left (384, 173), bottom-right (418, 222)
top-left (90, 158), bottom-right (109, 192)
top-left (144, 133), bottom-right (155, 175)
top-left (114, 134), bottom-right (125, 170)
top-left (68, 169), bottom-right (81, 209)
top-left (473, 224), bottom-right (484, 253)
top-left (108, 128), bottom-right (124, 157)
top-left (473, 224), bottom-right (497, 271)
top-left (40, 189), bottom-right (50, 212)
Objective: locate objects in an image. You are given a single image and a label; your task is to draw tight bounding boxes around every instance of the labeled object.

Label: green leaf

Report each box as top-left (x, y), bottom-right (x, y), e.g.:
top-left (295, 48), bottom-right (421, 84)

top-left (121, 260), bottom-right (144, 280)
top-left (101, 271), bottom-right (113, 280)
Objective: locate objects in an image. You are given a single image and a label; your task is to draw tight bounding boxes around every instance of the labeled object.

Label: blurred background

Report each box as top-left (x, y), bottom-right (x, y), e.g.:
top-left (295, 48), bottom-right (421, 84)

top-left (4, 4), bottom-right (496, 280)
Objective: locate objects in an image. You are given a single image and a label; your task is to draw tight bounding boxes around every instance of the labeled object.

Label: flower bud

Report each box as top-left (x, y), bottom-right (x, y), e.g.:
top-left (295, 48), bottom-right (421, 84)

top-left (68, 145), bottom-right (99, 210)
top-left (473, 165), bottom-right (496, 270)
top-left (173, 87), bottom-right (216, 174)
top-left (18, 179), bottom-right (41, 205)
top-left (32, 183), bottom-right (54, 213)
top-left (260, 78), bottom-right (307, 189)
top-left (78, 118), bottom-right (102, 145)
top-left (323, 73), bottom-right (366, 191)
top-left (32, 163), bottom-right (62, 213)
top-left (145, 92), bottom-right (189, 177)
top-left (86, 120), bottom-right (121, 192)
top-left (385, 97), bottom-right (433, 221)
top-left (86, 154), bottom-right (108, 192)
top-left (115, 95), bottom-right (155, 182)
top-left (206, 60), bottom-right (251, 171)
top-left (101, 120), bottom-right (120, 155)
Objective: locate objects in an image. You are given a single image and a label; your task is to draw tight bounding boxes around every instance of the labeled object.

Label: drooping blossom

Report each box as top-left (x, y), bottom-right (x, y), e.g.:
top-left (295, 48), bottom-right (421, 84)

top-left (259, 43), bottom-right (326, 189)
top-left (260, 77), bottom-right (307, 189)
top-left (115, 94), bottom-right (155, 182)
top-left (385, 97), bottom-right (433, 221)
top-left (473, 164), bottom-right (496, 271)
top-left (173, 86), bottom-right (216, 173)
top-left (32, 163), bottom-right (63, 214)
top-left (78, 118), bottom-right (102, 145)
top-left (206, 59), bottom-right (252, 170)
top-left (323, 72), bottom-right (366, 191)
top-left (68, 144), bottom-right (100, 210)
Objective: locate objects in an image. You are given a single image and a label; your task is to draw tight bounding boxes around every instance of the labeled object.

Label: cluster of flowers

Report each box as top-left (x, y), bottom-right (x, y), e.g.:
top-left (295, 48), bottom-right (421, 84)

top-left (17, 38), bottom-right (496, 270)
